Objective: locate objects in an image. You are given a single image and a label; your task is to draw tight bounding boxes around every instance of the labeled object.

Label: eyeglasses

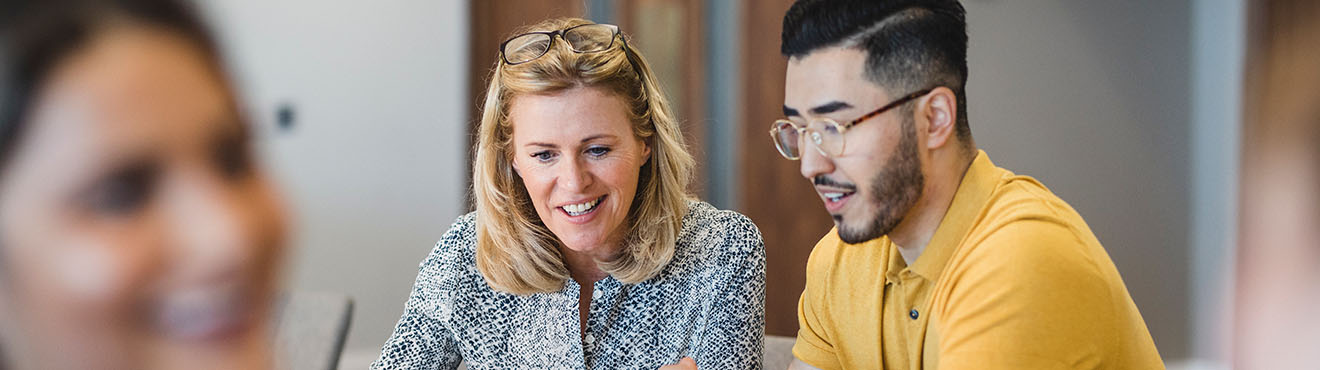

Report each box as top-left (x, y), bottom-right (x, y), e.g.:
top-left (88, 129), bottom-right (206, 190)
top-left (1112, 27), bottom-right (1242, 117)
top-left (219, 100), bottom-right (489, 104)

top-left (500, 23), bottom-right (624, 65)
top-left (769, 88), bottom-right (933, 160)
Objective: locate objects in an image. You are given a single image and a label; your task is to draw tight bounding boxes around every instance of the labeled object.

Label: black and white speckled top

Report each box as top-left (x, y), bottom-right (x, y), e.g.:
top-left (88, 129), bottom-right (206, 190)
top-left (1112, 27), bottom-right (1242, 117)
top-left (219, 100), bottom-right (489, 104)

top-left (372, 201), bottom-right (766, 370)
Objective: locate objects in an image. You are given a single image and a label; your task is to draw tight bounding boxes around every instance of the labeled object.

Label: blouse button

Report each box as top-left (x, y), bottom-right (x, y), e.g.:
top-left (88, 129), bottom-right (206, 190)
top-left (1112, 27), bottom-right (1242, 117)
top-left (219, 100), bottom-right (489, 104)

top-left (585, 333), bottom-right (595, 344)
top-left (909, 309), bottom-right (920, 320)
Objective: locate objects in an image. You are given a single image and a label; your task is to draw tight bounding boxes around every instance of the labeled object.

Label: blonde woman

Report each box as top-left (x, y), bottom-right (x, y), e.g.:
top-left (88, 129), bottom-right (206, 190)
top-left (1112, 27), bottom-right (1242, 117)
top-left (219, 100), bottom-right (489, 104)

top-left (374, 18), bottom-right (765, 369)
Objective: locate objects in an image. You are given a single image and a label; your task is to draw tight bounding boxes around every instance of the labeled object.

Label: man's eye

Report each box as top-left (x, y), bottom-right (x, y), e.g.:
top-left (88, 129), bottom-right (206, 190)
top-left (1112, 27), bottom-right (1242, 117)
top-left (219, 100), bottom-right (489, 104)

top-left (83, 162), bottom-right (158, 216)
top-left (586, 147), bottom-right (611, 157)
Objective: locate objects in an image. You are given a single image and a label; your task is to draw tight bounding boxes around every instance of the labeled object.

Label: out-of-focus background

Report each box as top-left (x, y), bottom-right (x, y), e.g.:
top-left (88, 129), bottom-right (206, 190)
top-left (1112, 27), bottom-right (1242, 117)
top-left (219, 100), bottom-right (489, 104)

top-left (191, 0), bottom-right (1259, 368)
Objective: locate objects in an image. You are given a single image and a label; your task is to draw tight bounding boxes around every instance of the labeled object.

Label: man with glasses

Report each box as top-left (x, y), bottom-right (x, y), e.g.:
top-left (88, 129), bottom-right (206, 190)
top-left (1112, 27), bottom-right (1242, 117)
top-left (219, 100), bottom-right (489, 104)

top-left (773, 1), bottom-right (1164, 369)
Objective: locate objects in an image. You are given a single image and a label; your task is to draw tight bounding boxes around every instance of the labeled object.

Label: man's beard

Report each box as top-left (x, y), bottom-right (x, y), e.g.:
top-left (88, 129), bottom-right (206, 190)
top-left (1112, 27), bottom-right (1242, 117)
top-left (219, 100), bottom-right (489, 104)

top-left (836, 116), bottom-right (925, 244)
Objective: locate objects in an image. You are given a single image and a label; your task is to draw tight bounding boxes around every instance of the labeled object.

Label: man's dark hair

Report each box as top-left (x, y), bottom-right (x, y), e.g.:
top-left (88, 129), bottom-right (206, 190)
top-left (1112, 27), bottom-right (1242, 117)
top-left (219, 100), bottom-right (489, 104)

top-left (782, 0), bottom-right (971, 143)
top-left (0, 0), bottom-right (223, 175)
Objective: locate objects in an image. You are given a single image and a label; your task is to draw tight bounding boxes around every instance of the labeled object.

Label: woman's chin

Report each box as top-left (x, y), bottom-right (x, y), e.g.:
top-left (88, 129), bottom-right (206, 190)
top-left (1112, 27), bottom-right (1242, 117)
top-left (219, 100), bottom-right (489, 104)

top-left (559, 239), bottom-right (608, 256)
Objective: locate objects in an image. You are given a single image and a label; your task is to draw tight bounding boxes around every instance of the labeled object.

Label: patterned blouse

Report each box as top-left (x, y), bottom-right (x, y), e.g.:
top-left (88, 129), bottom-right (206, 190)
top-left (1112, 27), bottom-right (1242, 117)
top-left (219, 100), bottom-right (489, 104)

top-left (372, 201), bottom-right (766, 370)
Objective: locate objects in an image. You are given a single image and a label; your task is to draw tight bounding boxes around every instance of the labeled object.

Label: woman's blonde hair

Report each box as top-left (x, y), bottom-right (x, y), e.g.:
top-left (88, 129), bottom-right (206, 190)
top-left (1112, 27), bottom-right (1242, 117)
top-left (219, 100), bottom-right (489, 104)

top-left (472, 18), bottom-right (694, 295)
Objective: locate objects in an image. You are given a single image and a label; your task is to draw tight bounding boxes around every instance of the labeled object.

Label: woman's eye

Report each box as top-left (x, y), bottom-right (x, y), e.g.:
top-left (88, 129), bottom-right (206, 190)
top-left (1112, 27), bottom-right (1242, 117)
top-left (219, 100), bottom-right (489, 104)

top-left (531, 151), bottom-right (556, 162)
top-left (83, 162), bottom-right (158, 216)
top-left (586, 147), bottom-right (611, 157)
top-left (215, 142), bottom-right (254, 180)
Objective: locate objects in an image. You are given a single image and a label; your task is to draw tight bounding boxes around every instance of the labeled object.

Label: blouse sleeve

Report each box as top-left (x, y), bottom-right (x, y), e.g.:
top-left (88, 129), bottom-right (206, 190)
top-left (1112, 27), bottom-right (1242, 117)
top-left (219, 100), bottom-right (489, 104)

top-left (692, 213), bottom-right (767, 369)
top-left (371, 220), bottom-right (472, 370)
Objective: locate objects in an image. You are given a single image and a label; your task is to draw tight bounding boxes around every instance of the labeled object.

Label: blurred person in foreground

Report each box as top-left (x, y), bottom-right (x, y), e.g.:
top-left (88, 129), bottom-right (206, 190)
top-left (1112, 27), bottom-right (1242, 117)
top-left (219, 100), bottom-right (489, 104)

top-left (373, 18), bottom-right (765, 370)
top-left (0, 0), bottom-right (288, 369)
top-left (1236, 0), bottom-right (1320, 368)
top-left (770, 0), bottom-right (1162, 368)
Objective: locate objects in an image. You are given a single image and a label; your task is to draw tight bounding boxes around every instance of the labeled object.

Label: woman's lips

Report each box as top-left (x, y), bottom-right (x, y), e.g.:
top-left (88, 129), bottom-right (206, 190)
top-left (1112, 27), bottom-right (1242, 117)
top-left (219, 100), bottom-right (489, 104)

top-left (558, 195), bottom-right (605, 224)
top-left (151, 287), bottom-right (256, 342)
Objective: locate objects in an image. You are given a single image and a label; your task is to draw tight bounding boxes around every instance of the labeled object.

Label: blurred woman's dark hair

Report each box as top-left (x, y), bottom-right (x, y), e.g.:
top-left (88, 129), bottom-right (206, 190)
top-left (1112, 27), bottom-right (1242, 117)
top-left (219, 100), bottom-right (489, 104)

top-left (0, 0), bottom-right (224, 174)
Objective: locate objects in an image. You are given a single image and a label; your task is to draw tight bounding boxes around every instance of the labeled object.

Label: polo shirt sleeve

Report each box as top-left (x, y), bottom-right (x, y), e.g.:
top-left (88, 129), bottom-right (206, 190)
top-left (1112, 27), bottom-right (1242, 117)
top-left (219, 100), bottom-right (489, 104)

top-left (934, 219), bottom-right (1120, 370)
top-left (792, 236), bottom-right (843, 370)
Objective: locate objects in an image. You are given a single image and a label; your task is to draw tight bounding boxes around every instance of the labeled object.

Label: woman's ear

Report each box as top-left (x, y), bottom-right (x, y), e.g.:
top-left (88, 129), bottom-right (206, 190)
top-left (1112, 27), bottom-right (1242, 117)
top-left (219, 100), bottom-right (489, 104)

top-left (509, 153), bottom-right (522, 176)
top-left (641, 140), bottom-right (653, 166)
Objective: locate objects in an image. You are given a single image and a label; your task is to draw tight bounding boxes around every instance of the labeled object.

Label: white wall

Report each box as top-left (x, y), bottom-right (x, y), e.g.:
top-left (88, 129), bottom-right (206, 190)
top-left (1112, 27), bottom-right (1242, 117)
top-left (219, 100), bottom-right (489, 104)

top-left (196, 0), bottom-right (470, 361)
top-left (961, 0), bottom-right (1192, 359)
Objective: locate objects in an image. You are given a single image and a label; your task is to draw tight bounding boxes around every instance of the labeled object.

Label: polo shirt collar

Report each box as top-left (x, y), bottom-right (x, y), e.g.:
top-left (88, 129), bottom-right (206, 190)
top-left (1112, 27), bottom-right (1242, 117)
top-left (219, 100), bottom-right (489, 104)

top-left (908, 150), bottom-right (999, 280)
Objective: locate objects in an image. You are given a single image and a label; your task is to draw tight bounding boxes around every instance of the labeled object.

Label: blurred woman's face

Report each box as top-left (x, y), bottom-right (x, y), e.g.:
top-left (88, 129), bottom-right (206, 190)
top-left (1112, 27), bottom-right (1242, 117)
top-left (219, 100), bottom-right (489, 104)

top-left (0, 25), bottom-right (286, 370)
top-left (509, 86), bottom-right (650, 261)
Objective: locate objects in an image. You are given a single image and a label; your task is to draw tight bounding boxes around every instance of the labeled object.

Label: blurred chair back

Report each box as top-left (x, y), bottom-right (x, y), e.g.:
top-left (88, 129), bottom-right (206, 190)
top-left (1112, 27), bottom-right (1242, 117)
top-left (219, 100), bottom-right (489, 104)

top-left (272, 291), bottom-right (354, 370)
top-left (765, 335), bottom-right (796, 369)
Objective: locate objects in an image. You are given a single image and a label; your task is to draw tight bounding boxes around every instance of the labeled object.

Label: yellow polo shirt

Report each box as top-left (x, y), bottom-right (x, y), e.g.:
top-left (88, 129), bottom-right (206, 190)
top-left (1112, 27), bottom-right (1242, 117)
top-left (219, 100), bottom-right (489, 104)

top-left (793, 151), bottom-right (1163, 369)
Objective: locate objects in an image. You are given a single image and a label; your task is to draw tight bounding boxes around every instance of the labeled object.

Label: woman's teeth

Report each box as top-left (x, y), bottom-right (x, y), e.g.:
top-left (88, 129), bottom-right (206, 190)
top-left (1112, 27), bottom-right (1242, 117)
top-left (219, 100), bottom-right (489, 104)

top-left (562, 197), bottom-right (602, 216)
top-left (153, 289), bottom-right (251, 341)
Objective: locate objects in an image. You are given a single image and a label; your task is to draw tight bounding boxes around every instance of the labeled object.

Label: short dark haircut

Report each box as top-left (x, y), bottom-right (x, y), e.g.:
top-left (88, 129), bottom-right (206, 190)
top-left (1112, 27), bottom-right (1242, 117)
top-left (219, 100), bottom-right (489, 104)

top-left (782, 0), bottom-right (971, 143)
top-left (0, 0), bottom-right (222, 175)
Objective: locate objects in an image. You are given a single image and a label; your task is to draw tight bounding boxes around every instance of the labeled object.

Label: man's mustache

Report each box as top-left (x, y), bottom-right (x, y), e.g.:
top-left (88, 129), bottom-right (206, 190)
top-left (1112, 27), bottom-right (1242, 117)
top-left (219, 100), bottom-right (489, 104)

top-left (813, 176), bottom-right (857, 191)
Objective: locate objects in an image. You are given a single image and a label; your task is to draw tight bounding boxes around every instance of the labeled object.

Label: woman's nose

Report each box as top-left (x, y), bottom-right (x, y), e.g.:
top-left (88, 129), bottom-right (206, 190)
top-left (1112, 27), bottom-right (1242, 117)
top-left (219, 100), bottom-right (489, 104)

top-left (557, 157), bottom-right (593, 192)
top-left (164, 174), bottom-right (270, 278)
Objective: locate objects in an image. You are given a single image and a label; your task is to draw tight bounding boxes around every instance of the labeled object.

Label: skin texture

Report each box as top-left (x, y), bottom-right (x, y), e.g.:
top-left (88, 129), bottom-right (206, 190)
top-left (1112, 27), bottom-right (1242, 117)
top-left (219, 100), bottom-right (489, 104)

top-left (507, 85), bottom-right (651, 335)
top-left (0, 25), bottom-right (287, 370)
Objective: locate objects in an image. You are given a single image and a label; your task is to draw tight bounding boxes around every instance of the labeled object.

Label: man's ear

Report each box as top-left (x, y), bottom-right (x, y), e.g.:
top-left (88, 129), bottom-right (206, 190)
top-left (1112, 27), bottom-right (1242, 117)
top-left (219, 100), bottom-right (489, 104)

top-left (921, 86), bottom-right (958, 150)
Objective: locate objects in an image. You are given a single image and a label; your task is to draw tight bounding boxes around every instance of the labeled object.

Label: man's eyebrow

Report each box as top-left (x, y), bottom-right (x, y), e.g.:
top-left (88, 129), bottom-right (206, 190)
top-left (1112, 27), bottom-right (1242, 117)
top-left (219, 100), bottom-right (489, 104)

top-left (783, 105), bottom-right (800, 117)
top-left (809, 101), bottom-right (853, 115)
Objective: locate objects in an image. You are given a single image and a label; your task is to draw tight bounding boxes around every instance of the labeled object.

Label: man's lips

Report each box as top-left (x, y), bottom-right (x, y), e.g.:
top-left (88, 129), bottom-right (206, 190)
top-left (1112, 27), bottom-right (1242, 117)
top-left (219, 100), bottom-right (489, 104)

top-left (817, 186), bottom-right (856, 213)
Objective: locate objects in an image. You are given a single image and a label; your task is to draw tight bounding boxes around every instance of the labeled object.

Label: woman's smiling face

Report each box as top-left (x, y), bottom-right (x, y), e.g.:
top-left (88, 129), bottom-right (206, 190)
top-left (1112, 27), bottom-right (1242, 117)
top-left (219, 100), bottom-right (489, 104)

top-left (508, 86), bottom-right (650, 260)
top-left (0, 26), bottom-right (287, 369)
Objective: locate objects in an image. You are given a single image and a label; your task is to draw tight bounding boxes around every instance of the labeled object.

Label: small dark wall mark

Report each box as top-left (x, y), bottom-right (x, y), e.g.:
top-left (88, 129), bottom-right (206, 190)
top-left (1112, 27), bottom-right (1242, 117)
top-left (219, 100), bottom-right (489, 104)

top-left (276, 103), bottom-right (297, 133)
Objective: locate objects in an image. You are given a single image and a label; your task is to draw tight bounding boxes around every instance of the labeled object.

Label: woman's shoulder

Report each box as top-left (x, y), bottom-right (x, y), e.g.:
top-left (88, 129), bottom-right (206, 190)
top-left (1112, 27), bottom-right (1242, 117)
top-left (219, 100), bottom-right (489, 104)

top-left (416, 212), bottom-right (481, 286)
top-left (677, 200), bottom-right (765, 260)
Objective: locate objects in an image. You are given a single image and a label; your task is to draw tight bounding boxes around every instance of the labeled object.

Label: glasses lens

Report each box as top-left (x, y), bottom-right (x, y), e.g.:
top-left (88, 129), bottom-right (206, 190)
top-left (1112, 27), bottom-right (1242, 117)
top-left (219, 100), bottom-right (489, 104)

top-left (772, 121), bottom-right (801, 159)
top-left (809, 119), bottom-right (844, 156)
top-left (503, 33), bottom-right (552, 64)
top-left (563, 24), bottom-right (617, 53)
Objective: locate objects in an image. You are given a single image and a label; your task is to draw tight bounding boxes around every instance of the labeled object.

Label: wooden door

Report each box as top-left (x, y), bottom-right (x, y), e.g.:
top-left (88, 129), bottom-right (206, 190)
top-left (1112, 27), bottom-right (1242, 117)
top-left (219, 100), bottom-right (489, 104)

top-left (739, 0), bottom-right (835, 337)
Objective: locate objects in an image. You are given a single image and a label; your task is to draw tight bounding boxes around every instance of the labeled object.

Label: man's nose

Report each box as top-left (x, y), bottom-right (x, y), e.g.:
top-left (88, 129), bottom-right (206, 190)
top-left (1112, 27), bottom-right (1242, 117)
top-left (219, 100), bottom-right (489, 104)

top-left (799, 142), bottom-right (835, 181)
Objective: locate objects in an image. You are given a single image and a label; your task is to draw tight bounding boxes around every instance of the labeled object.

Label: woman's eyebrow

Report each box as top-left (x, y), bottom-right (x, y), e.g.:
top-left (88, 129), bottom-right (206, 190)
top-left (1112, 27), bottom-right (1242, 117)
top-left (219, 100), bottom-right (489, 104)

top-left (581, 134), bottom-right (616, 143)
top-left (524, 134), bottom-right (619, 148)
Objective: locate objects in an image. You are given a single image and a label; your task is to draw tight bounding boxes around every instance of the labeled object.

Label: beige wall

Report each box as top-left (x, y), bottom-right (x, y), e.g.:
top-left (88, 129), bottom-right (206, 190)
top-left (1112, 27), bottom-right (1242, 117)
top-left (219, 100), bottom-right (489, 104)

top-left (197, 0), bottom-right (471, 359)
top-left (962, 0), bottom-right (1192, 359)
